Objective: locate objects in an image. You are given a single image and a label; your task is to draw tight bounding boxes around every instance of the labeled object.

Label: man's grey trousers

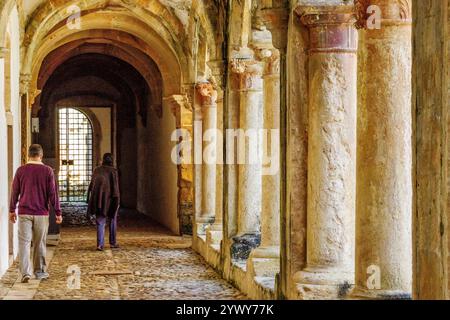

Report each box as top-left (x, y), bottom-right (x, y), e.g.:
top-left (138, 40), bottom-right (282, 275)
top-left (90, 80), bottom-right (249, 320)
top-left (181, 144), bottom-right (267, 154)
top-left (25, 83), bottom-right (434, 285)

top-left (18, 215), bottom-right (49, 277)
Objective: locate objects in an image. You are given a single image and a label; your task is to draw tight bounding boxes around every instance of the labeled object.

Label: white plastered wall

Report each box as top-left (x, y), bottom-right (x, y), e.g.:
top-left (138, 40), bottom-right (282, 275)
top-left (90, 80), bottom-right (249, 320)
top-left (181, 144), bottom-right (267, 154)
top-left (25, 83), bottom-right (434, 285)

top-left (0, 6), bottom-right (20, 277)
top-left (137, 102), bottom-right (179, 235)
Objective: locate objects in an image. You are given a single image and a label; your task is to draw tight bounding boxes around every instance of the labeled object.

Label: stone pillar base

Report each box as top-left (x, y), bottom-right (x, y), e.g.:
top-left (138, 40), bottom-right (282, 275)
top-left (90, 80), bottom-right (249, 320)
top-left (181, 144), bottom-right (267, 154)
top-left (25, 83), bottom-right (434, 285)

top-left (231, 233), bottom-right (261, 260)
top-left (296, 282), bottom-right (354, 300)
top-left (206, 223), bottom-right (223, 245)
top-left (247, 246), bottom-right (280, 278)
top-left (208, 222), bottom-right (223, 232)
top-left (294, 267), bottom-right (354, 299)
top-left (196, 217), bottom-right (215, 235)
top-left (350, 287), bottom-right (411, 300)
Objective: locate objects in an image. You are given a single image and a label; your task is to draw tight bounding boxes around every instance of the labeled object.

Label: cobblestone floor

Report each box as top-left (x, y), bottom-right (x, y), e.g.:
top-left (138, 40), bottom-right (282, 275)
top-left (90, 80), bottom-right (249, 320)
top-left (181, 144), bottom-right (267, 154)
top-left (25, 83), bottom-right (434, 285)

top-left (0, 211), bottom-right (246, 300)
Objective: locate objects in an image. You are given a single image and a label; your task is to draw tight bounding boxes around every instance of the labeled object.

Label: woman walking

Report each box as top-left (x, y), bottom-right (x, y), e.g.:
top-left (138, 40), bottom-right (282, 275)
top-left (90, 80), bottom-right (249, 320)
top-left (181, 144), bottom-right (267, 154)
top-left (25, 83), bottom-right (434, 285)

top-left (87, 153), bottom-right (120, 251)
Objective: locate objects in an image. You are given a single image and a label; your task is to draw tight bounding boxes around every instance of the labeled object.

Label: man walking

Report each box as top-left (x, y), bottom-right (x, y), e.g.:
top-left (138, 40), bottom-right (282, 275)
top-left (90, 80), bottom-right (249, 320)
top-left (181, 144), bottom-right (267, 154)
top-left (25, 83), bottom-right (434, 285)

top-left (87, 153), bottom-right (120, 251)
top-left (9, 144), bottom-right (62, 283)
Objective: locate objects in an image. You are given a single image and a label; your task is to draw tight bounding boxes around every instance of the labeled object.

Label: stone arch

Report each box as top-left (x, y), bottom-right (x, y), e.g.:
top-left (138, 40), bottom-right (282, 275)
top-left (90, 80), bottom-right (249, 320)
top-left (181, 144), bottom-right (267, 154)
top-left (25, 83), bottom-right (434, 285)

top-left (25, 11), bottom-right (183, 100)
top-left (16, 0), bottom-right (225, 238)
top-left (34, 53), bottom-right (143, 172)
top-left (37, 38), bottom-right (163, 103)
top-left (22, 0), bottom-right (218, 70)
top-left (31, 40), bottom-right (185, 235)
top-left (24, 15), bottom-right (182, 117)
top-left (20, 1), bottom-right (217, 235)
top-left (0, 0), bottom-right (16, 48)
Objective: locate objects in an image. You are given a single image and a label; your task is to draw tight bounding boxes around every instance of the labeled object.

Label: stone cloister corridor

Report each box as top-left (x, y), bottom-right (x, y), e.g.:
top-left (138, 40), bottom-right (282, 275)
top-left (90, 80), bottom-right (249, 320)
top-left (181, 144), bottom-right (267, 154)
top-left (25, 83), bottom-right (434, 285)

top-left (0, 0), bottom-right (449, 302)
top-left (0, 211), bottom-right (246, 300)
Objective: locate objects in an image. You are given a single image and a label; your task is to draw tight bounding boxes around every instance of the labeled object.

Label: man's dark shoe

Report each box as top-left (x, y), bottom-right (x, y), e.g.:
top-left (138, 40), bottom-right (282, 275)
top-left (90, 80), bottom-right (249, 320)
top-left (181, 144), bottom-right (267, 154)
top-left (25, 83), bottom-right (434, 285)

top-left (35, 271), bottom-right (49, 280)
top-left (21, 274), bottom-right (31, 283)
top-left (110, 244), bottom-right (120, 249)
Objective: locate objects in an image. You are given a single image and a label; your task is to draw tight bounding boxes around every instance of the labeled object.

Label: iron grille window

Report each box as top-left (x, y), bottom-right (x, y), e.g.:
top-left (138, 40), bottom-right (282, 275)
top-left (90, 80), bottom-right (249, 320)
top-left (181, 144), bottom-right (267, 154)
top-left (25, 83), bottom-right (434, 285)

top-left (58, 108), bottom-right (93, 202)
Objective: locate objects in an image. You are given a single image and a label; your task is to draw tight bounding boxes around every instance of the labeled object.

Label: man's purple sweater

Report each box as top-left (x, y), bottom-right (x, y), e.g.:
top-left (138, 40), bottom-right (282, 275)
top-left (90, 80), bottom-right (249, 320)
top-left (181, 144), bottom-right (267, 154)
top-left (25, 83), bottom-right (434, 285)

top-left (9, 162), bottom-right (62, 216)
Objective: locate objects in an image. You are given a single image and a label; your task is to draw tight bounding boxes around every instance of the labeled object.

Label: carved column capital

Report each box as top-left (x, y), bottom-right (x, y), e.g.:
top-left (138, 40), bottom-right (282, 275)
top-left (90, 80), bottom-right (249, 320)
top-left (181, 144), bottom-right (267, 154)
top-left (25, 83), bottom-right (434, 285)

top-left (354, 0), bottom-right (411, 29)
top-left (230, 56), bottom-right (264, 91)
top-left (196, 82), bottom-right (218, 107)
top-left (296, 6), bottom-right (358, 54)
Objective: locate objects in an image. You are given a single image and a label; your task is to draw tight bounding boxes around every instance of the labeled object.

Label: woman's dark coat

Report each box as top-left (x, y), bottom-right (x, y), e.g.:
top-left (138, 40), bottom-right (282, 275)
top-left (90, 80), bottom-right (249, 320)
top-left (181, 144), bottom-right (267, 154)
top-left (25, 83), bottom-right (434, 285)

top-left (87, 165), bottom-right (120, 217)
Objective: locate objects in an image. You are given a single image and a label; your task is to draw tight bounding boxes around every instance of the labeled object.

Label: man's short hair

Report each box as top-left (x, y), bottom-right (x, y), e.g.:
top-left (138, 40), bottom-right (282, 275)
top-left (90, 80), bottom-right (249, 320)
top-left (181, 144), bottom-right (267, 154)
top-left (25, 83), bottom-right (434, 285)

top-left (28, 144), bottom-right (43, 158)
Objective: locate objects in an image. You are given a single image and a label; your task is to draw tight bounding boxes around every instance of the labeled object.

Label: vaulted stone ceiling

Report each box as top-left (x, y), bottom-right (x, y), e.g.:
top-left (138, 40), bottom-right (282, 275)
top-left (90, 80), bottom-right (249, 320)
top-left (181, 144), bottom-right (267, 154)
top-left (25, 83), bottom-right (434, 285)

top-left (21, 0), bottom-right (217, 25)
top-left (13, 0), bottom-right (222, 108)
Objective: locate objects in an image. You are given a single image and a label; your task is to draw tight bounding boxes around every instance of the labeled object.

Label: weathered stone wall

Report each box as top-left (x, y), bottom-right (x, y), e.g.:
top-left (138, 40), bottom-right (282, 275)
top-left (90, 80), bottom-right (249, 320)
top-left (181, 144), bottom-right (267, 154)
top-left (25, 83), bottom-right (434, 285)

top-left (0, 3), bottom-right (20, 278)
top-left (136, 97), bottom-right (180, 235)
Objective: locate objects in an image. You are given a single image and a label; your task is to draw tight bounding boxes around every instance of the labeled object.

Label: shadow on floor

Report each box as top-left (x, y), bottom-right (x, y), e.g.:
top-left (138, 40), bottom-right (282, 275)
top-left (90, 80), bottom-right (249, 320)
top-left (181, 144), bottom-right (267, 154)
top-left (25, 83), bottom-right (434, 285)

top-left (60, 204), bottom-right (175, 236)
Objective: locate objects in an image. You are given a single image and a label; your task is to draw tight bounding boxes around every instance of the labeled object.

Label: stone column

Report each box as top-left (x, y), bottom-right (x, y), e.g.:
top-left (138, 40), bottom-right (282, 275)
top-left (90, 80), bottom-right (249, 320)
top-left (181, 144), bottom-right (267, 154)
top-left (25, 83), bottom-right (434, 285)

top-left (196, 82), bottom-right (217, 234)
top-left (19, 74), bottom-right (31, 165)
top-left (206, 61), bottom-right (225, 245)
top-left (248, 47), bottom-right (281, 277)
top-left (193, 96), bottom-right (203, 234)
top-left (261, 48), bottom-right (280, 251)
top-left (294, 6), bottom-right (357, 298)
top-left (230, 48), bottom-right (264, 260)
top-left (257, 4), bottom-right (290, 297)
top-left (352, 0), bottom-right (412, 299)
top-left (167, 94), bottom-right (194, 235)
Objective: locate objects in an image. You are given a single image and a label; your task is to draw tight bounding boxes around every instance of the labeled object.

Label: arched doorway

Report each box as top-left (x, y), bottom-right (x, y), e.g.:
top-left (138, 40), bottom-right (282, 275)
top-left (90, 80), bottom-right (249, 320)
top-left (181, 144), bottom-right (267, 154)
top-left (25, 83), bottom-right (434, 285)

top-left (23, 0), bottom-right (208, 236)
top-left (58, 107), bottom-right (93, 203)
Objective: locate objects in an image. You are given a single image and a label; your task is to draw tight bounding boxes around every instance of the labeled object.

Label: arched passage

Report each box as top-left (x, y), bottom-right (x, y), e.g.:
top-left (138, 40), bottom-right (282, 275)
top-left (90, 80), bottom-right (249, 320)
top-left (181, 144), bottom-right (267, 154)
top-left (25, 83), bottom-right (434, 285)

top-left (24, 1), bottom-right (200, 236)
top-left (0, 0), bottom-right (250, 300)
top-left (34, 48), bottom-right (181, 235)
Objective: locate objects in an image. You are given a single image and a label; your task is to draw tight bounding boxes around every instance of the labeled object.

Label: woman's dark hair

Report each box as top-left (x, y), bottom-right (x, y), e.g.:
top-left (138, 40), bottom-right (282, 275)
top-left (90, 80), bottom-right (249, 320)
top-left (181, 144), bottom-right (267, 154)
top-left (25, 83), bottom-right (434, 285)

top-left (102, 153), bottom-right (114, 166)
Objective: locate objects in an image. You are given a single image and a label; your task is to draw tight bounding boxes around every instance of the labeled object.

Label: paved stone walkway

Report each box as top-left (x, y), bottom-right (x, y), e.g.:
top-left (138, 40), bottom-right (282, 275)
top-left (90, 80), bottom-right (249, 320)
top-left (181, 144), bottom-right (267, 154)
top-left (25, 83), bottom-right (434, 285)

top-left (0, 212), bottom-right (246, 300)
